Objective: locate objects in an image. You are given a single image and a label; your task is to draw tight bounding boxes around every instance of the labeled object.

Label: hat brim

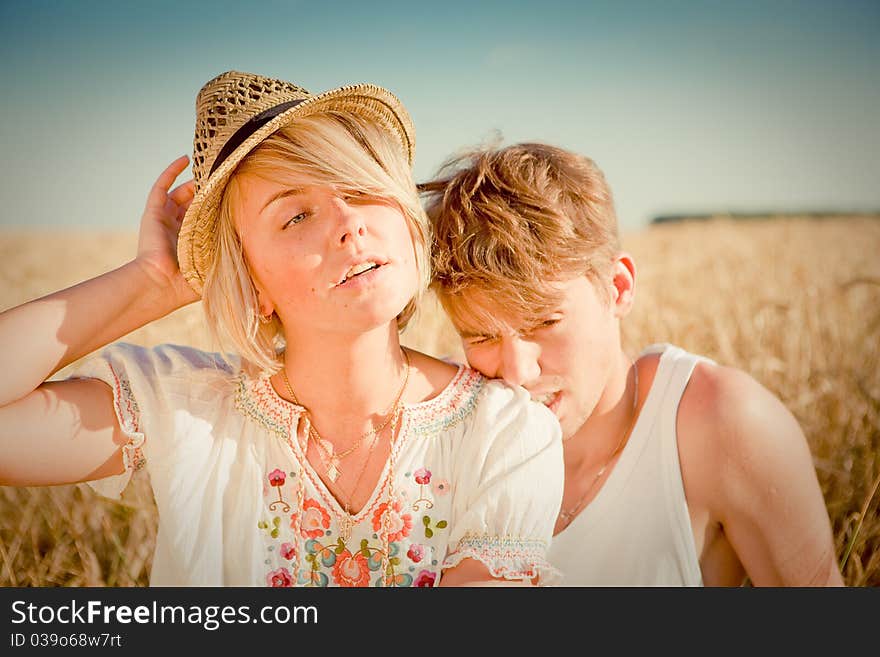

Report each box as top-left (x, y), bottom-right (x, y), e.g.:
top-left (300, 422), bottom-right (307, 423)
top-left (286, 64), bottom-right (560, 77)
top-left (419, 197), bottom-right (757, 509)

top-left (177, 83), bottom-right (415, 295)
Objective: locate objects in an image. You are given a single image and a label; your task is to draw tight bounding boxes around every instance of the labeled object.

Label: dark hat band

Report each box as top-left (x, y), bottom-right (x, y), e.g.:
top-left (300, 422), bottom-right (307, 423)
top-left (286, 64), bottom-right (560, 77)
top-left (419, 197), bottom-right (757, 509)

top-left (209, 98), bottom-right (307, 176)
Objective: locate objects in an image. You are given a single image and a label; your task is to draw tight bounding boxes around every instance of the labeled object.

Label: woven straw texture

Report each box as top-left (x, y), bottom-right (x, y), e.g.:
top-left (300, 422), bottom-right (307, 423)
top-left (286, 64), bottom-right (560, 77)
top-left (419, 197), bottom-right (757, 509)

top-left (177, 71), bottom-right (415, 294)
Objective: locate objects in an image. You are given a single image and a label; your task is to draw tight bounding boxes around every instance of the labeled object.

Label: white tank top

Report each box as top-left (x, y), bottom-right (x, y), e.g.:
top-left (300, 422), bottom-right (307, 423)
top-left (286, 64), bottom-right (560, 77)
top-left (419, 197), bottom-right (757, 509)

top-left (546, 344), bottom-right (710, 586)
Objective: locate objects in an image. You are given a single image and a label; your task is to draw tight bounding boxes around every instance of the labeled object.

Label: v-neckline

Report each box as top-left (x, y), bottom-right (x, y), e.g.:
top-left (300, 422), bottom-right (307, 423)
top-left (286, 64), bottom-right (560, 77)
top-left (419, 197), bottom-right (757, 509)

top-left (249, 363), bottom-right (471, 521)
top-left (283, 404), bottom-right (413, 522)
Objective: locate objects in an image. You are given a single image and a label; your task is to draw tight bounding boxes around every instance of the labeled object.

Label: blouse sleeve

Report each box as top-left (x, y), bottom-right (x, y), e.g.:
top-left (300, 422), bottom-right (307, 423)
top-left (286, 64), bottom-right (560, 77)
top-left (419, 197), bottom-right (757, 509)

top-left (442, 380), bottom-right (564, 584)
top-left (63, 342), bottom-right (233, 500)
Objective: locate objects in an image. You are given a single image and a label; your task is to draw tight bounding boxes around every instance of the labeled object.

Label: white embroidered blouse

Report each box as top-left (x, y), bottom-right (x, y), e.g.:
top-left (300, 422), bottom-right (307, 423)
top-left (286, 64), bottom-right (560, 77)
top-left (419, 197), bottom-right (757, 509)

top-left (70, 343), bottom-right (564, 587)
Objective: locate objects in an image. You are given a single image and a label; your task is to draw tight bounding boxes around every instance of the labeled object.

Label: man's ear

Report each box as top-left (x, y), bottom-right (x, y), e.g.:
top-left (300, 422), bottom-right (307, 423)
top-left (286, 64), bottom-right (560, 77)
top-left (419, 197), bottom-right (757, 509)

top-left (610, 253), bottom-right (636, 318)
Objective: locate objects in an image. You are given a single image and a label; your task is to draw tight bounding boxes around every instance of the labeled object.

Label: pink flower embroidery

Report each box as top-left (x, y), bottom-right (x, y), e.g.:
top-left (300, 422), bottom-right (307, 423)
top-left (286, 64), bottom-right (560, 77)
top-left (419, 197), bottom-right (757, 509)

top-left (280, 542), bottom-right (296, 561)
top-left (434, 479), bottom-right (451, 496)
top-left (372, 499), bottom-right (413, 543)
top-left (268, 468), bottom-right (286, 487)
top-left (267, 567), bottom-right (293, 587)
top-left (414, 569), bottom-right (437, 587)
top-left (413, 468), bottom-right (432, 485)
top-left (290, 498), bottom-right (331, 539)
top-left (333, 550), bottom-right (370, 587)
top-left (407, 544), bottom-right (425, 563)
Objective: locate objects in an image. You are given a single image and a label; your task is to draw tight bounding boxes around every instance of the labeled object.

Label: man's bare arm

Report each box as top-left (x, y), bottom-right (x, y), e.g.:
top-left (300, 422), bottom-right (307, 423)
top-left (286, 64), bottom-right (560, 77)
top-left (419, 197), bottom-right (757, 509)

top-left (683, 363), bottom-right (843, 586)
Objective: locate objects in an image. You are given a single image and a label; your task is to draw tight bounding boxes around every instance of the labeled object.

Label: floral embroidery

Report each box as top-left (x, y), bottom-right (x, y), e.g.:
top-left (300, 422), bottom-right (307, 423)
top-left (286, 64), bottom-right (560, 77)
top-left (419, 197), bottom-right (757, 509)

top-left (332, 549), bottom-right (371, 587)
top-left (381, 572), bottom-right (414, 587)
top-left (420, 514), bottom-right (448, 539)
top-left (268, 468), bottom-right (286, 486)
top-left (443, 533), bottom-right (554, 581)
top-left (371, 499), bottom-right (413, 543)
top-left (301, 539), bottom-right (339, 587)
top-left (246, 367), bottom-right (486, 587)
top-left (258, 516), bottom-right (282, 539)
top-left (267, 567), bottom-right (294, 587)
top-left (412, 467), bottom-right (434, 511)
top-left (290, 498), bottom-right (331, 539)
top-left (367, 541), bottom-right (411, 587)
top-left (235, 374), bottom-right (301, 443)
top-left (413, 570), bottom-right (437, 587)
top-left (407, 367), bottom-right (484, 437)
top-left (301, 538), bottom-right (378, 587)
top-left (259, 471), bottom-right (453, 586)
top-left (298, 570), bottom-right (330, 587)
top-left (407, 544), bottom-right (425, 563)
top-left (267, 469), bottom-right (290, 513)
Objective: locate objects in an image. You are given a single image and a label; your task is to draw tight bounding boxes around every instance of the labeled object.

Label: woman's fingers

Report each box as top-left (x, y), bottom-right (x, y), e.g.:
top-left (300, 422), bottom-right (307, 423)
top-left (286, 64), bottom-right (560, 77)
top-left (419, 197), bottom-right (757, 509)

top-left (146, 155), bottom-right (190, 209)
top-left (169, 179), bottom-right (195, 206)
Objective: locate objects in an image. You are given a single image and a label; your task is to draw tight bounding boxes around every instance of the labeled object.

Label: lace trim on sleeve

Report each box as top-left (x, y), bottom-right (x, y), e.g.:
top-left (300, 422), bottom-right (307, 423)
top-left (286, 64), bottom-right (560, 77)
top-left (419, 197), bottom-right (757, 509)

top-left (442, 533), bottom-right (562, 586)
top-left (81, 361), bottom-right (146, 500)
top-left (111, 368), bottom-right (146, 473)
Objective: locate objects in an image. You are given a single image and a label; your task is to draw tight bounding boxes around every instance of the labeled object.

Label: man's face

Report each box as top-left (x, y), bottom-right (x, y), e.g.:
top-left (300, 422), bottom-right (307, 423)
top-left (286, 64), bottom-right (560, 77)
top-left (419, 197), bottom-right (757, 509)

top-left (452, 275), bottom-right (622, 439)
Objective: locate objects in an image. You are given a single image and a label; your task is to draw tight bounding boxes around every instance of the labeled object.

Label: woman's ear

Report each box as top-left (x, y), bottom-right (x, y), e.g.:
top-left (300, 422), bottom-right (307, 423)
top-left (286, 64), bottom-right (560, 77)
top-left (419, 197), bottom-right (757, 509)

top-left (611, 253), bottom-right (636, 319)
top-left (249, 271), bottom-right (275, 320)
top-left (256, 287), bottom-right (275, 320)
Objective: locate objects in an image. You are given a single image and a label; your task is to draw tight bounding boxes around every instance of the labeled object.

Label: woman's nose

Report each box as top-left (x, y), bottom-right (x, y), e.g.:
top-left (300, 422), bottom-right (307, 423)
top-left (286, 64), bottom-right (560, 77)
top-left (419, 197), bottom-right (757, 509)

top-left (334, 197), bottom-right (367, 246)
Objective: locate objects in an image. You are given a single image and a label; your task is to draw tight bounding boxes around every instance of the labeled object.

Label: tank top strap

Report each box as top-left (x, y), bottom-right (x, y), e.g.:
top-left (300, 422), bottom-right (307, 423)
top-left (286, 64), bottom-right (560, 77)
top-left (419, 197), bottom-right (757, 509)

top-left (640, 343), bottom-right (715, 406)
top-left (639, 343), bottom-right (711, 585)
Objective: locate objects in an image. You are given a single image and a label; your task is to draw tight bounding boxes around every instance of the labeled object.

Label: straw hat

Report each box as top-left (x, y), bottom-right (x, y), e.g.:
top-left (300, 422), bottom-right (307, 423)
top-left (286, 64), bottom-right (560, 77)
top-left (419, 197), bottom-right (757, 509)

top-left (176, 70), bottom-right (415, 295)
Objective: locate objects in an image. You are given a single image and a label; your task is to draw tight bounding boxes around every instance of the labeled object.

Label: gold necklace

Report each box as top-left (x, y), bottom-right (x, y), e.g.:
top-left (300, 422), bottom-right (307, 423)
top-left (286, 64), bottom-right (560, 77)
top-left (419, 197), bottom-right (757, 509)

top-left (281, 349), bottom-right (411, 482)
top-left (340, 405), bottom-right (401, 516)
top-left (557, 358), bottom-right (640, 529)
top-left (304, 379), bottom-right (406, 543)
top-left (337, 405), bottom-right (405, 545)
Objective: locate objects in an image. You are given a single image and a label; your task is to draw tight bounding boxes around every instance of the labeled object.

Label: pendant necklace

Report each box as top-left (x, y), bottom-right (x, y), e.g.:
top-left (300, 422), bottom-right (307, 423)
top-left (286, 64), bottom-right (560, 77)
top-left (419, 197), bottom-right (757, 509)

top-left (557, 358), bottom-right (640, 529)
top-left (282, 349), bottom-right (410, 483)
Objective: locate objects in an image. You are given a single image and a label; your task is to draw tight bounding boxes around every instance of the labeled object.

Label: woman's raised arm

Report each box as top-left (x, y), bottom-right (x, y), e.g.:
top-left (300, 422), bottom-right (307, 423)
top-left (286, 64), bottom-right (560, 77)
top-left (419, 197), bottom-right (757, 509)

top-left (0, 156), bottom-right (197, 406)
top-left (0, 156), bottom-right (198, 487)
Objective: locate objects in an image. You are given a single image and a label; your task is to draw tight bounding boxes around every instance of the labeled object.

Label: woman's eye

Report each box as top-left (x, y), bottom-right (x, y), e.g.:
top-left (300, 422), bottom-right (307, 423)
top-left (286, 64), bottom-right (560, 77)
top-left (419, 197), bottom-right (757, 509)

top-left (282, 212), bottom-right (308, 229)
top-left (539, 318), bottom-right (561, 328)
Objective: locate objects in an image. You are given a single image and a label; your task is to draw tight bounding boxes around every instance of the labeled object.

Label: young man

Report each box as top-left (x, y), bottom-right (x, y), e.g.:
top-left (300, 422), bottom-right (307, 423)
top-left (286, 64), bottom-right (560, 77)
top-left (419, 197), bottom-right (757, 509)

top-left (422, 143), bottom-right (843, 586)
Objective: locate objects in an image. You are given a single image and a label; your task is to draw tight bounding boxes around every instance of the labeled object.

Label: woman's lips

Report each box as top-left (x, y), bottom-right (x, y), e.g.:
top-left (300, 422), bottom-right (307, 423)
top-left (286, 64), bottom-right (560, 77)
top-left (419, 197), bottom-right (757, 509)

top-left (333, 262), bottom-right (386, 290)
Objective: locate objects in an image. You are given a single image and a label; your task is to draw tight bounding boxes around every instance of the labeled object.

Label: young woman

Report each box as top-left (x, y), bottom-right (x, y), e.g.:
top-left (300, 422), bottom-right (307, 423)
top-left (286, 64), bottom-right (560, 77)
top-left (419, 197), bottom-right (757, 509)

top-left (0, 71), bottom-right (563, 587)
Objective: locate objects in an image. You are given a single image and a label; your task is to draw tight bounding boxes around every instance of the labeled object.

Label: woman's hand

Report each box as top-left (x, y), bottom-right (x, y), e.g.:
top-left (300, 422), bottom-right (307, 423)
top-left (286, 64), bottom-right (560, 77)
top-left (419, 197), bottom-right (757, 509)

top-left (134, 155), bottom-right (200, 308)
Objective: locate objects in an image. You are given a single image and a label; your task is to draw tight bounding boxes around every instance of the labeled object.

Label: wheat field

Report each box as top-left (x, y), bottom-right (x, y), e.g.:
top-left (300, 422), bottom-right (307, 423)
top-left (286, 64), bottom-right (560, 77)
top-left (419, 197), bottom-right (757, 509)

top-left (0, 216), bottom-right (878, 586)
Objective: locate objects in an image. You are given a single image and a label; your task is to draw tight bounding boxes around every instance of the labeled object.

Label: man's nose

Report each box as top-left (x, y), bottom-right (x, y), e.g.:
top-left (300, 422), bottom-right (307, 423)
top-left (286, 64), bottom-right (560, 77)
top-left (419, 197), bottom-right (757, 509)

top-left (498, 336), bottom-right (541, 387)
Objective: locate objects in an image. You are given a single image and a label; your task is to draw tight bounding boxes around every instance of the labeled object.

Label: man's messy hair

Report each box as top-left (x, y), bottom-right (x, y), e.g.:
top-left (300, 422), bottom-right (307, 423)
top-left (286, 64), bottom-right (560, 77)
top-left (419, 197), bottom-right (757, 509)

top-left (421, 141), bottom-right (620, 330)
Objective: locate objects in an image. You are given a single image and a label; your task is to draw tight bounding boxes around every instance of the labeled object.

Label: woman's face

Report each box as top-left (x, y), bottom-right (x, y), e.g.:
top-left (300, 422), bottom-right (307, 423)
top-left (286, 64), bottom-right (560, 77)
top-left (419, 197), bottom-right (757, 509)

top-left (233, 173), bottom-right (419, 339)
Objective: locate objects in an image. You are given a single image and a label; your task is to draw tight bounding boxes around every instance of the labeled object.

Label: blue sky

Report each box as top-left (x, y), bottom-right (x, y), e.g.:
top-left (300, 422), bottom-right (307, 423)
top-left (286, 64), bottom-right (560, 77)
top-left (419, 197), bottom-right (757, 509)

top-left (0, 0), bottom-right (877, 231)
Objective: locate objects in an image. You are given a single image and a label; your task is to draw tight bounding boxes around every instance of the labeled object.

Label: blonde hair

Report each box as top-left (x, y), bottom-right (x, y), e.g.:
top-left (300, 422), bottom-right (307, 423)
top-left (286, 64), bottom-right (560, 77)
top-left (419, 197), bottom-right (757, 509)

top-left (422, 142), bottom-right (619, 329)
top-left (202, 111), bottom-right (430, 373)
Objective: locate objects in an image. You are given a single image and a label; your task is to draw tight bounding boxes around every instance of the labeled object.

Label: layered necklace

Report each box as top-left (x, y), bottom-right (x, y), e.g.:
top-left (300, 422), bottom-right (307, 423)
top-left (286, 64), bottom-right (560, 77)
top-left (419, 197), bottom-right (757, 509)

top-left (281, 348), bottom-right (411, 488)
top-left (557, 358), bottom-right (640, 531)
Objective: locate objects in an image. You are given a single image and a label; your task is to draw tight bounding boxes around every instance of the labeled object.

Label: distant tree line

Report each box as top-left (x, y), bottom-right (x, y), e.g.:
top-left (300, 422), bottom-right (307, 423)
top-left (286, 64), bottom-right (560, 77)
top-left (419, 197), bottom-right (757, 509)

top-left (651, 211), bottom-right (880, 224)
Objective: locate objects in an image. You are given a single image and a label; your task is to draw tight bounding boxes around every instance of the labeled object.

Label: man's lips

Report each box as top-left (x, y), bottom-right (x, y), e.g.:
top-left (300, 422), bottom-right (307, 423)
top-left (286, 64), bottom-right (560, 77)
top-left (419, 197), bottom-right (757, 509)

top-left (532, 390), bottom-right (562, 414)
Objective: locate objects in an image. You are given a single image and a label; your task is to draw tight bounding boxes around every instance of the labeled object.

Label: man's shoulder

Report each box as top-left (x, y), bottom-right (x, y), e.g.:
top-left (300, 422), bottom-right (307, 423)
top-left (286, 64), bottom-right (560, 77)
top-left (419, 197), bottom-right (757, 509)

top-left (679, 359), bottom-right (785, 440)
top-left (675, 355), bottom-right (808, 507)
